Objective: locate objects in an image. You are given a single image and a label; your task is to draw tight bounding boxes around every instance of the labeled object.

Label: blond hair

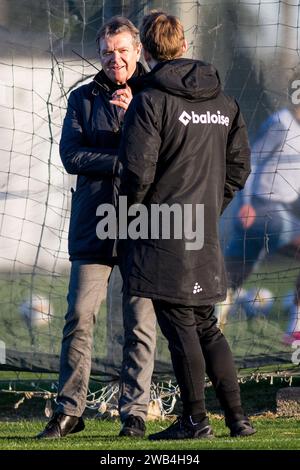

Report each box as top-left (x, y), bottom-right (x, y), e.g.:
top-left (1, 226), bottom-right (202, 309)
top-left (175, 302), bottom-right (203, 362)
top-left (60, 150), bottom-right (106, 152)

top-left (140, 11), bottom-right (185, 61)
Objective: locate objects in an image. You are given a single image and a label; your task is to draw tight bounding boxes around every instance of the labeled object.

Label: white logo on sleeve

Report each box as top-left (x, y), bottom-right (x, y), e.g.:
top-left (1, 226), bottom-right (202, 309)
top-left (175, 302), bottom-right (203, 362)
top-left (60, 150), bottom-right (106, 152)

top-left (193, 282), bottom-right (203, 294)
top-left (179, 110), bottom-right (229, 127)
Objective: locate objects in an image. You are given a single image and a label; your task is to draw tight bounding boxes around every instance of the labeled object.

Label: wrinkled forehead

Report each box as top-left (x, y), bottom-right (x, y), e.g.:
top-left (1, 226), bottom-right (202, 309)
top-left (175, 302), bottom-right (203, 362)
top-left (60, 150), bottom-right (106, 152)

top-left (99, 31), bottom-right (138, 52)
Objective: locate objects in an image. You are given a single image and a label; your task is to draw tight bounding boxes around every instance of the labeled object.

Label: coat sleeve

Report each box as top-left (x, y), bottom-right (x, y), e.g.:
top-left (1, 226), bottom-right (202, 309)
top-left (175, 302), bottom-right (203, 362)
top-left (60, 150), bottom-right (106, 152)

top-left (119, 93), bottom-right (161, 204)
top-left (221, 100), bottom-right (251, 213)
top-left (59, 90), bottom-right (117, 176)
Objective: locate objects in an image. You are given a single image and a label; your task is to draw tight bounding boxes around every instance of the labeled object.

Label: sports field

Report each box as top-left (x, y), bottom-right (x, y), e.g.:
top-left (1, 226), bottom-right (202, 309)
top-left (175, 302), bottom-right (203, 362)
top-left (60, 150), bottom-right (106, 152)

top-left (1, 375), bottom-right (300, 450)
top-left (1, 254), bottom-right (300, 453)
top-left (0, 417), bottom-right (299, 450)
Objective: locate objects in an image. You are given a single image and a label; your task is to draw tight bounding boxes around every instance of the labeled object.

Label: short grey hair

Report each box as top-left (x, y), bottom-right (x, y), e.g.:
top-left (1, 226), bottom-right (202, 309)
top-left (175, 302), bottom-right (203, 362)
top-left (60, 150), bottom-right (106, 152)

top-left (96, 16), bottom-right (140, 49)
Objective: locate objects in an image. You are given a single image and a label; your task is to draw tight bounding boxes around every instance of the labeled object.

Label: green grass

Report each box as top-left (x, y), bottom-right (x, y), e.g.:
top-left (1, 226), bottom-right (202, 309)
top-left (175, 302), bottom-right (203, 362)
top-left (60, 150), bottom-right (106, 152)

top-left (1, 378), bottom-right (300, 449)
top-left (0, 417), bottom-right (299, 450)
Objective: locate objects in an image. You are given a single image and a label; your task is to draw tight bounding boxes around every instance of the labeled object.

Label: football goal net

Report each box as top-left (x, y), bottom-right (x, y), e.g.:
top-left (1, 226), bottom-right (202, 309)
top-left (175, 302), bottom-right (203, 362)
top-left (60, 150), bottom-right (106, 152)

top-left (1, 0), bottom-right (300, 414)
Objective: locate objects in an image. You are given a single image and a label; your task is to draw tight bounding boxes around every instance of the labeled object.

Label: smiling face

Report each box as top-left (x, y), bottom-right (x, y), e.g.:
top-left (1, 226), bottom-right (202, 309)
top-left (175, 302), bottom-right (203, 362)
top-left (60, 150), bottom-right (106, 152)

top-left (99, 32), bottom-right (141, 84)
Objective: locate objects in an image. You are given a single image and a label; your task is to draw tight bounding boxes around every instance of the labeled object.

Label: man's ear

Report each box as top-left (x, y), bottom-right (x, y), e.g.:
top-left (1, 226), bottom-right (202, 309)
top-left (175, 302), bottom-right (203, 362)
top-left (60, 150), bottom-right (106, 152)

top-left (182, 39), bottom-right (188, 54)
top-left (136, 43), bottom-right (142, 60)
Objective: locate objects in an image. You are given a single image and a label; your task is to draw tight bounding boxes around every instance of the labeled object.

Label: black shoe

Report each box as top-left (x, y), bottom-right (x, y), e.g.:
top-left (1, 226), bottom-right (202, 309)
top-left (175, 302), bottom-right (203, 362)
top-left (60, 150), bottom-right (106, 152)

top-left (119, 415), bottom-right (146, 437)
top-left (36, 412), bottom-right (85, 439)
top-left (148, 416), bottom-right (214, 441)
top-left (229, 418), bottom-right (256, 437)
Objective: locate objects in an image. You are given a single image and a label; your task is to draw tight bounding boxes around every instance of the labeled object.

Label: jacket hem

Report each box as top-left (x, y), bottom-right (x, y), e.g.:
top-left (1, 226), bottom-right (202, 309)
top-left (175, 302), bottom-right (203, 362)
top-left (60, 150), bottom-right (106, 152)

top-left (125, 287), bottom-right (227, 306)
top-left (69, 254), bottom-right (118, 266)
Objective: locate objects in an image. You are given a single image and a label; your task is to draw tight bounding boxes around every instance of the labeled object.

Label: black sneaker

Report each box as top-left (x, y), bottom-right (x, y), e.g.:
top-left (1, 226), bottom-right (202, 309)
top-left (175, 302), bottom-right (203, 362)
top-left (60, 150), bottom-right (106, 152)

top-left (119, 415), bottom-right (146, 437)
top-left (148, 416), bottom-right (214, 441)
top-left (229, 418), bottom-right (256, 437)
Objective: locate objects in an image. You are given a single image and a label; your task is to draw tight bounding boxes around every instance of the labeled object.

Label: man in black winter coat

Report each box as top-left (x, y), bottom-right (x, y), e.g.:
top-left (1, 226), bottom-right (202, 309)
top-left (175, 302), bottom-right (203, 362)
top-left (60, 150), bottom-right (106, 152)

top-left (119, 11), bottom-right (256, 440)
top-left (37, 17), bottom-right (156, 440)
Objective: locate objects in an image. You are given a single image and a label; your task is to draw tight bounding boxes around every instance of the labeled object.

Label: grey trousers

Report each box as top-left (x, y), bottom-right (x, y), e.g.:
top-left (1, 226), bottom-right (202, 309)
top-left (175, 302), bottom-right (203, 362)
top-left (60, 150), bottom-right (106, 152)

top-left (56, 261), bottom-right (156, 420)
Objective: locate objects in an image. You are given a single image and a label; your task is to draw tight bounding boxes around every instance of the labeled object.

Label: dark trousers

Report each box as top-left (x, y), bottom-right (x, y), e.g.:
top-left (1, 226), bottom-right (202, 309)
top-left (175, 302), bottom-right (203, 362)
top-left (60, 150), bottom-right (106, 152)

top-left (152, 300), bottom-right (241, 417)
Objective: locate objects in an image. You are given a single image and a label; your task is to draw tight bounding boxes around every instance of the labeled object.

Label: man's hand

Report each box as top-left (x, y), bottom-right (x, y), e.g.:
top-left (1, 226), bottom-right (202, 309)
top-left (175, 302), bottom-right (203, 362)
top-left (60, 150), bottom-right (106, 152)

top-left (238, 204), bottom-right (256, 229)
top-left (110, 85), bottom-right (133, 111)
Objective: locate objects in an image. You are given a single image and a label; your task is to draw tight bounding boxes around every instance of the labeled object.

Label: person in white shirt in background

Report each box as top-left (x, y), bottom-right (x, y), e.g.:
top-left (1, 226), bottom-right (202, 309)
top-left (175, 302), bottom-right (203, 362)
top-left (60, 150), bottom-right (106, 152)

top-left (222, 72), bottom-right (300, 344)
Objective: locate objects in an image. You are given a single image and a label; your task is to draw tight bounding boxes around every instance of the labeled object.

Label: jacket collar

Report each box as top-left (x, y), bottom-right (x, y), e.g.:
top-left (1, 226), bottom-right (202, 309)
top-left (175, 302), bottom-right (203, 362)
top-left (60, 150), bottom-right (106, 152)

top-left (92, 62), bottom-right (147, 96)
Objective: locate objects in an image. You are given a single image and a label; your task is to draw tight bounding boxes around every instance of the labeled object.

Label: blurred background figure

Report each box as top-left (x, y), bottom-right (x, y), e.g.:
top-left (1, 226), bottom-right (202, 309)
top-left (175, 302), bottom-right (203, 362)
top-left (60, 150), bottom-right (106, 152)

top-left (219, 71), bottom-right (300, 344)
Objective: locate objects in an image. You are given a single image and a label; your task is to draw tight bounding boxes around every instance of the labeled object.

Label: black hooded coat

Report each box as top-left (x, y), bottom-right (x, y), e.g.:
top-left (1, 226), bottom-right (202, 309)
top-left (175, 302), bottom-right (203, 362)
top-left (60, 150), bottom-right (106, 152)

top-left (119, 59), bottom-right (251, 305)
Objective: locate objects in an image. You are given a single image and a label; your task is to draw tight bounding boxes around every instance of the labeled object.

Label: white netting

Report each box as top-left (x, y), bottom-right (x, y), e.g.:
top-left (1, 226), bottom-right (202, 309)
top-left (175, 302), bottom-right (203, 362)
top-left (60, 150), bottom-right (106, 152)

top-left (0, 0), bottom-right (300, 382)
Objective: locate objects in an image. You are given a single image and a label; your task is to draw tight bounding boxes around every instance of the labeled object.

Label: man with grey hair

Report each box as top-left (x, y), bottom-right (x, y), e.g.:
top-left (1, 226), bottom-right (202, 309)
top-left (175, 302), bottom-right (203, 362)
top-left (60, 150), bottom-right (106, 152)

top-left (37, 16), bottom-right (156, 439)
